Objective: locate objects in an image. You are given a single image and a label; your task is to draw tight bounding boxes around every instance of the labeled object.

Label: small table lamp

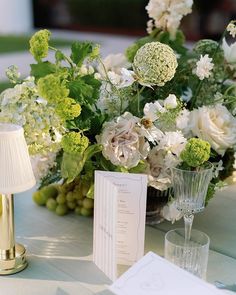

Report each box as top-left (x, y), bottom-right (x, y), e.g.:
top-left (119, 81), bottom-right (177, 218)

top-left (0, 123), bottom-right (35, 275)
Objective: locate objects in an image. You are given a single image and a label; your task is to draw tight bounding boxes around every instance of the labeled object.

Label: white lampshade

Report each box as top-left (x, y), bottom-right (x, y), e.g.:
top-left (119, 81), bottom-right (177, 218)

top-left (0, 123), bottom-right (36, 194)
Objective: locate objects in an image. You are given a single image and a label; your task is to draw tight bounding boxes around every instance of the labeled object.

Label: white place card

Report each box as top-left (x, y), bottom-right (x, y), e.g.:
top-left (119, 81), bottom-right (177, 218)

top-left (110, 251), bottom-right (224, 295)
top-left (93, 171), bottom-right (147, 281)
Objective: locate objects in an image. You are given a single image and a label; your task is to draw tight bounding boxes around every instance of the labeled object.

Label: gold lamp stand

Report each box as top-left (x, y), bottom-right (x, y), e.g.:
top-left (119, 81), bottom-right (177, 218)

top-left (0, 194), bottom-right (27, 275)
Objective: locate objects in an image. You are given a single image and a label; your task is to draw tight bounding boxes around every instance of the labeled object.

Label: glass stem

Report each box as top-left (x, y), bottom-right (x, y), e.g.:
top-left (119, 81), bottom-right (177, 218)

top-left (184, 213), bottom-right (194, 242)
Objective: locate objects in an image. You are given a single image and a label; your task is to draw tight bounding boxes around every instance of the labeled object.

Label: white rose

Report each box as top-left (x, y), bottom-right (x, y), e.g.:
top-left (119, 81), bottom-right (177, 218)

top-left (190, 104), bottom-right (236, 155)
top-left (97, 112), bottom-right (150, 169)
top-left (222, 38), bottom-right (236, 66)
top-left (163, 94), bottom-right (178, 109)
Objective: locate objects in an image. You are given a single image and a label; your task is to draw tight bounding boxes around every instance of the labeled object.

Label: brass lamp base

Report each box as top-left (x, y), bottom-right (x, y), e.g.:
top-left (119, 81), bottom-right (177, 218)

top-left (0, 243), bottom-right (27, 275)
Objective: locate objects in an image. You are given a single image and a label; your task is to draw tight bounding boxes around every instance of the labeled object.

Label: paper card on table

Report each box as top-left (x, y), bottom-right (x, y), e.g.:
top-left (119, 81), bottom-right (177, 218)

top-left (110, 251), bottom-right (223, 295)
top-left (93, 171), bottom-right (147, 281)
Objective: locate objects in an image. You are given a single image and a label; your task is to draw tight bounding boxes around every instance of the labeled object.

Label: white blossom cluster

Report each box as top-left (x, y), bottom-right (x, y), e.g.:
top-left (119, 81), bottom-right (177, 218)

top-left (145, 0), bottom-right (193, 38)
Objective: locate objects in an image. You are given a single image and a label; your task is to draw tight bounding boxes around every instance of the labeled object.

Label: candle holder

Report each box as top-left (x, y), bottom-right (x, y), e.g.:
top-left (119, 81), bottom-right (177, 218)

top-left (0, 123), bottom-right (35, 275)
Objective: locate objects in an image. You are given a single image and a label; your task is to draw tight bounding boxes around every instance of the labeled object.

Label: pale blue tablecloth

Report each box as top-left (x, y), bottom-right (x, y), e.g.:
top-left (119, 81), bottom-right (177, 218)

top-left (0, 185), bottom-right (235, 294)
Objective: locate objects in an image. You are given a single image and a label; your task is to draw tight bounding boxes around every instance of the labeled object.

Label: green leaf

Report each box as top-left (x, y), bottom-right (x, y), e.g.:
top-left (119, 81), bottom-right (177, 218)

top-left (68, 75), bottom-right (101, 107)
top-left (61, 152), bottom-right (84, 183)
top-left (81, 75), bottom-right (101, 102)
top-left (68, 79), bottom-right (93, 104)
top-left (70, 41), bottom-right (93, 66)
top-left (30, 61), bottom-right (56, 80)
top-left (61, 144), bottom-right (102, 183)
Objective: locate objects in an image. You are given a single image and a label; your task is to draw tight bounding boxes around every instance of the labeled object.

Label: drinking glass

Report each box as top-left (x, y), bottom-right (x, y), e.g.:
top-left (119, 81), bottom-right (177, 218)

top-left (171, 163), bottom-right (213, 241)
top-left (165, 228), bottom-right (210, 279)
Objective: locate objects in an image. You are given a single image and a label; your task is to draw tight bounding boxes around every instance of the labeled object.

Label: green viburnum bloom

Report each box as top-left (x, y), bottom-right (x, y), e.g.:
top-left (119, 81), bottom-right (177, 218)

top-left (133, 42), bottom-right (178, 87)
top-left (37, 74), bottom-right (69, 103)
top-left (181, 138), bottom-right (211, 167)
top-left (61, 132), bottom-right (89, 155)
top-left (193, 39), bottom-right (224, 63)
top-left (29, 29), bottom-right (51, 62)
top-left (56, 97), bottom-right (81, 120)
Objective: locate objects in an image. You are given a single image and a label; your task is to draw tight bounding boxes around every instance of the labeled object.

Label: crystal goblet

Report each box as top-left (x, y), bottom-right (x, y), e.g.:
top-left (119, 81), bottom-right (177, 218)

top-left (171, 163), bottom-right (213, 241)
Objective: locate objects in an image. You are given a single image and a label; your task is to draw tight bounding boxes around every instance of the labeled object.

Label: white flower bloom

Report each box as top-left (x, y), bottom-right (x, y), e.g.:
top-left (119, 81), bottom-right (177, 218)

top-left (146, 131), bottom-right (186, 190)
top-left (163, 94), bottom-right (178, 109)
top-left (176, 109), bottom-right (190, 134)
top-left (144, 101), bottom-right (166, 121)
top-left (227, 23), bottom-right (236, 38)
top-left (139, 122), bottom-right (163, 144)
top-left (147, 19), bottom-right (154, 34)
top-left (97, 53), bottom-right (130, 77)
top-left (222, 38), bottom-right (236, 66)
top-left (118, 68), bottom-right (135, 88)
top-left (157, 131), bottom-right (187, 157)
top-left (106, 68), bottom-right (135, 88)
top-left (194, 54), bottom-right (214, 80)
top-left (146, 0), bottom-right (193, 38)
top-left (107, 71), bottom-right (121, 86)
top-left (161, 198), bottom-right (183, 223)
top-left (97, 112), bottom-right (150, 169)
top-left (189, 104), bottom-right (236, 155)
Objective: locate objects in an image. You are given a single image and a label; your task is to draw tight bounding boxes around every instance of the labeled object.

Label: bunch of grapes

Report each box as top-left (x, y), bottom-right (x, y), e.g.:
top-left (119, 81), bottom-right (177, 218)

top-left (32, 177), bottom-right (94, 216)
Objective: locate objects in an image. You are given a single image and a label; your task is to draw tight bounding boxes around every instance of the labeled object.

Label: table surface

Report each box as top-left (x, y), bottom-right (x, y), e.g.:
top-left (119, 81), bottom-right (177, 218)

top-left (1, 185), bottom-right (236, 295)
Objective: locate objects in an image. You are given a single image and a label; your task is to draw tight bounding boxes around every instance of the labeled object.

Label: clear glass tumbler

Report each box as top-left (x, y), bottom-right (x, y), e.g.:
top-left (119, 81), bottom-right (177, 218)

top-left (165, 228), bottom-right (210, 279)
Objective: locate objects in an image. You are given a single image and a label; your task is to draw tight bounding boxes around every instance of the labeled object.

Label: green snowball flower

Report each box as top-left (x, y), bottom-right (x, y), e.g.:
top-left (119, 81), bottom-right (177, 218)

top-left (133, 42), bottom-right (178, 87)
top-left (56, 97), bottom-right (81, 120)
top-left (37, 74), bottom-right (69, 103)
top-left (193, 39), bottom-right (224, 63)
top-left (181, 138), bottom-right (211, 168)
top-left (61, 132), bottom-right (89, 155)
top-left (29, 29), bottom-right (51, 62)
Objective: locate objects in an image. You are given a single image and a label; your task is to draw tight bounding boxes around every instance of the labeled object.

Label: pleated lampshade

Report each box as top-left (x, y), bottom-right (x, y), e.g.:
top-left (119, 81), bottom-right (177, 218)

top-left (0, 123), bottom-right (36, 194)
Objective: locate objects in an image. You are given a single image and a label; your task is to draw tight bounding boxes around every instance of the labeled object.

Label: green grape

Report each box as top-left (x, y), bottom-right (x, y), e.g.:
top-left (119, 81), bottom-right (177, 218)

top-left (77, 199), bottom-right (84, 206)
top-left (46, 198), bottom-right (57, 211)
top-left (33, 191), bottom-right (47, 206)
top-left (80, 207), bottom-right (93, 217)
top-left (41, 185), bottom-right (58, 199)
top-left (82, 197), bottom-right (94, 209)
top-left (56, 193), bottom-right (66, 204)
top-left (56, 204), bottom-right (68, 216)
top-left (72, 190), bottom-right (84, 200)
top-left (81, 181), bottom-right (90, 196)
top-left (75, 206), bottom-right (82, 215)
top-left (67, 201), bottom-right (76, 210)
top-left (66, 191), bottom-right (74, 202)
top-left (62, 182), bottom-right (75, 192)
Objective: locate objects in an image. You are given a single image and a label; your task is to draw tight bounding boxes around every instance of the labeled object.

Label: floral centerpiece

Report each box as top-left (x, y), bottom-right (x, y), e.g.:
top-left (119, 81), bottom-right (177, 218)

top-left (1, 0), bottom-right (236, 221)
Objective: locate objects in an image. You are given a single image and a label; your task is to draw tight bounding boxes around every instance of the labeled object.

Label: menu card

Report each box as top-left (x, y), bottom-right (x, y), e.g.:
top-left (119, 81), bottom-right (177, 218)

top-left (110, 252), bottom-right (224, 295)
top-left (93, 171), bottom-right (147, 281)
